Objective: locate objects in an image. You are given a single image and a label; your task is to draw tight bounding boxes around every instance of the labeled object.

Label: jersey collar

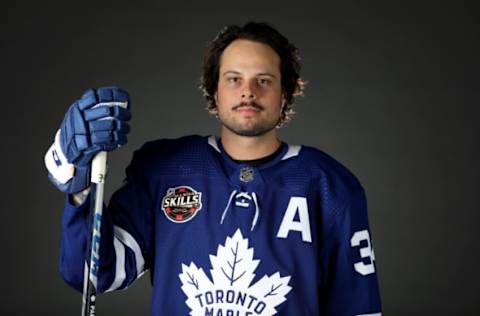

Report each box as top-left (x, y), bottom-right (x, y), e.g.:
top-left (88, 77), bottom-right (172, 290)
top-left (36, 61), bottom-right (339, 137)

top-left (207, 135), bottom-right (301, 170)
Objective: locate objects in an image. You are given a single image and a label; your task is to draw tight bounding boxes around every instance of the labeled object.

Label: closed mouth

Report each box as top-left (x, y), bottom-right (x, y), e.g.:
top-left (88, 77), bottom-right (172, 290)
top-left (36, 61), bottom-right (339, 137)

top-left (233, 104), bottom-right (263, 112)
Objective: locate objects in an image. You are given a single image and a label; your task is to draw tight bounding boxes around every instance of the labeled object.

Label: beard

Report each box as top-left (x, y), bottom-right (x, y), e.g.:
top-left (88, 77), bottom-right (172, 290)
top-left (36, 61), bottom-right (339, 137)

top-left (218, 101), bottom-right (279, 137)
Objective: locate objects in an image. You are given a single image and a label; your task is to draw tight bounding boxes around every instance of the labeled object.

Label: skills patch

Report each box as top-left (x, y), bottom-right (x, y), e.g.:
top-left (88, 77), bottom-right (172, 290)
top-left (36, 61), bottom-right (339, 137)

top-left (161, 186), bottom-right (202, 223)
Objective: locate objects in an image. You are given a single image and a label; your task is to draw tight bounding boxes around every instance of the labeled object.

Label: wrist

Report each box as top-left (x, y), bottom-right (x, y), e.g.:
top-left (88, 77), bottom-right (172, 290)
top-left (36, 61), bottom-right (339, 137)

top-left (71, 188), bottom-right (91, 206)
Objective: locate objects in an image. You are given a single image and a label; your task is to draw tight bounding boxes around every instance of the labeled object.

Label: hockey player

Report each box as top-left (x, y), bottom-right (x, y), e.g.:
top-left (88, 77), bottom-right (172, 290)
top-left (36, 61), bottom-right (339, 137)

top-left (45, 22), bottom-right (382, 315)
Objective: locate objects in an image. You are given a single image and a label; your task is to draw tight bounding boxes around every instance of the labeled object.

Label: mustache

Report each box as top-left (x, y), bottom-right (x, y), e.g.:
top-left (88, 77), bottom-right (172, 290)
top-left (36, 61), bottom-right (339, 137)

top-left (232, 102), bottom-right (264, 111)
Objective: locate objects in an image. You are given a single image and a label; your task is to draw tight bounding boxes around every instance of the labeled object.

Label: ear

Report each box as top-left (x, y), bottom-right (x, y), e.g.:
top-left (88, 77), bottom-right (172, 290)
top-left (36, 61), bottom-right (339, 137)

top-left (281, 93), bottom-right (287, 110)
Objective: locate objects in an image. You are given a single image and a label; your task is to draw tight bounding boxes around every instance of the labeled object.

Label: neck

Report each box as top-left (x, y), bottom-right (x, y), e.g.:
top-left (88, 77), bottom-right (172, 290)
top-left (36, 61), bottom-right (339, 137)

top-left (220, 126), bottom-right (281, 160)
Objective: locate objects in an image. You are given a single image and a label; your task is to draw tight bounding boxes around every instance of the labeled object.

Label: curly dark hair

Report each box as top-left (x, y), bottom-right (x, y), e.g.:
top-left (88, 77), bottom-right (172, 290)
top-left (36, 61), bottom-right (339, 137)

top-left (200, 21), bottom-right (306, 127)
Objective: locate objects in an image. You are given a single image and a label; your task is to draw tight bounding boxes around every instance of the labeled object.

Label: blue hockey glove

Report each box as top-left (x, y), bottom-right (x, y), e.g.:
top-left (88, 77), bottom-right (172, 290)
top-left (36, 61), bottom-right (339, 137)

top-left (45, 86), bottom-right (131, 193)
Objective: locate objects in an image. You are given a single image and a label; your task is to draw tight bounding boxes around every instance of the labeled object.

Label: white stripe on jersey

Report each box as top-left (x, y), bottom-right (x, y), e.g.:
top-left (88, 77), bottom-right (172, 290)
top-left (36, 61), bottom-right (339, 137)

top-left (106, 237), bottom-right (126, 292)
top-left (281, 144), bottom-right (301, 160)
top-left (114, 226), bottom-right (145, 276)
top-left (207, 135), bottom-right (221, 152)
top-left (105, 226), bottom-right (146, 292)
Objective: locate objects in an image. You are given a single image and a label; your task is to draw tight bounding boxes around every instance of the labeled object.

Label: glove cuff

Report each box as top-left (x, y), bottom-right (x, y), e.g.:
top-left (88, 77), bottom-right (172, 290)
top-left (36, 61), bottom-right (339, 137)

top-left (45, 130), bottom-right (91, 193)
top-left (47, 165), bottom-right (91, 194)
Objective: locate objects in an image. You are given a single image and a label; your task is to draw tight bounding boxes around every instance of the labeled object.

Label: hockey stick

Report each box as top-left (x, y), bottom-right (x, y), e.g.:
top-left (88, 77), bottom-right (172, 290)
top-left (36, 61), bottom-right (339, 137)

top-left (82, 151), bottom-right (107, 316)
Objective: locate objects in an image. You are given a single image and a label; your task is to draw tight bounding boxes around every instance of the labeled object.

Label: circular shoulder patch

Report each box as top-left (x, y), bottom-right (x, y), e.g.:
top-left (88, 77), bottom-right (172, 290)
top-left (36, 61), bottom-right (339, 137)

top-left (161, 186), bottom-right (202, 223)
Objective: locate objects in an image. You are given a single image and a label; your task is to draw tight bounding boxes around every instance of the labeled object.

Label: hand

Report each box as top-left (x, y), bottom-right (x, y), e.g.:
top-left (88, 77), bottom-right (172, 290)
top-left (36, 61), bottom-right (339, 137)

top-left (45, 86), bottom-right (131, 194)
top-left (60, 86), bottom-right (131, 166)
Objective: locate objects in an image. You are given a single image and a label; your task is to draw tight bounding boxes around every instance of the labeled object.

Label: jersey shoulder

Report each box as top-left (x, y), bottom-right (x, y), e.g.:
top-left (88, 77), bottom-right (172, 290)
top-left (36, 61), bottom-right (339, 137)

top-left (136, 134), bottom-right (208, 158)
top-left (294, 144), bottom-right (364, 193)
top-left (129, 135), bottom-right (217, 177)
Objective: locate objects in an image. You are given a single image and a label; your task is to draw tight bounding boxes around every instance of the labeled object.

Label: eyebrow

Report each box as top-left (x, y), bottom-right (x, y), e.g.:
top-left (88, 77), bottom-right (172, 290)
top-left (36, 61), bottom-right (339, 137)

top-left (222, 70), bottom-right (277, 78)
top-left (257, 72), bottom-right (277, 78)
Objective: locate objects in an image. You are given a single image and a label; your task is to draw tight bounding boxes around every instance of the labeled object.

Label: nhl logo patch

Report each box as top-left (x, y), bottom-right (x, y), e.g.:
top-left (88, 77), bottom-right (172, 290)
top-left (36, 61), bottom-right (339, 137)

top-left (161, 186), bottom-right (202, 223)
top-left (239, 166), bottom-right (255, 183)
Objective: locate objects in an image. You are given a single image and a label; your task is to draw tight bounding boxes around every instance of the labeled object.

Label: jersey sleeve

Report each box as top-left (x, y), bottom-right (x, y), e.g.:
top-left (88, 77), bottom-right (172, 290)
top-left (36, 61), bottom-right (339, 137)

top-left (319, 187), bottom-right (382, 316)
top-left (59, 147), bottom-right (154, 293)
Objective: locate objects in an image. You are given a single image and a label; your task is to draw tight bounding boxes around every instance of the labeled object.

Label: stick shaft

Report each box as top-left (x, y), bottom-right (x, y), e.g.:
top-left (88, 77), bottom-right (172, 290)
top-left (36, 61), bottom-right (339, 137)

top-left (82, 151), bottom-right (107, 316)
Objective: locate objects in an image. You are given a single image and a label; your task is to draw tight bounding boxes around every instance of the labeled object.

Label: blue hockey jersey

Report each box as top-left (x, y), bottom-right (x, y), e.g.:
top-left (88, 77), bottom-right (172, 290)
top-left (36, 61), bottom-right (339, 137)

top-left (60, 135), bottom-right (382, 315)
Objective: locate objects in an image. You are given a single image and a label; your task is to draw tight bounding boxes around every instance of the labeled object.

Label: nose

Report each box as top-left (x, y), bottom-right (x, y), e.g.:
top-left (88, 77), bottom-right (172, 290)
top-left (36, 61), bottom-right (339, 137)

top-left (241, 81), bottom-right (256, 101)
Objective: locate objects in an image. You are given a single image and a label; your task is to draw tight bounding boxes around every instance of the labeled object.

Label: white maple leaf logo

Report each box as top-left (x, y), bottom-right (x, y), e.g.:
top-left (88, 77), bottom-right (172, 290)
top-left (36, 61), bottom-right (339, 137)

top-left (179, 229), bottom-right (292, 316)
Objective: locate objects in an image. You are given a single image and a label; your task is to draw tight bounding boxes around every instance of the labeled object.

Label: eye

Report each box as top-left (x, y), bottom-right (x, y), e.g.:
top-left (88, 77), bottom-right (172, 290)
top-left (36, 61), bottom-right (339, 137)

top-left (227, 77), bottom-right (240, 84)
top-left (257, 78), bottom-right (271, 86)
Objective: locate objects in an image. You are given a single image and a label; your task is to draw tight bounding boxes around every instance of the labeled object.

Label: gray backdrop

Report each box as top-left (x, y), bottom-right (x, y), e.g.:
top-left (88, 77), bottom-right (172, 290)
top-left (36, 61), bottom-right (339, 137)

top-left (3, 0), bottom-right (479, 315)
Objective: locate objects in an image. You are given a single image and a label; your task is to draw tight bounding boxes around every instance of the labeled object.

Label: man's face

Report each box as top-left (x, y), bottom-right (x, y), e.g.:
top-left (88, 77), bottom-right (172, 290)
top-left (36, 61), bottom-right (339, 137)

top-left (215, 39), bottom-right (284, 137)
